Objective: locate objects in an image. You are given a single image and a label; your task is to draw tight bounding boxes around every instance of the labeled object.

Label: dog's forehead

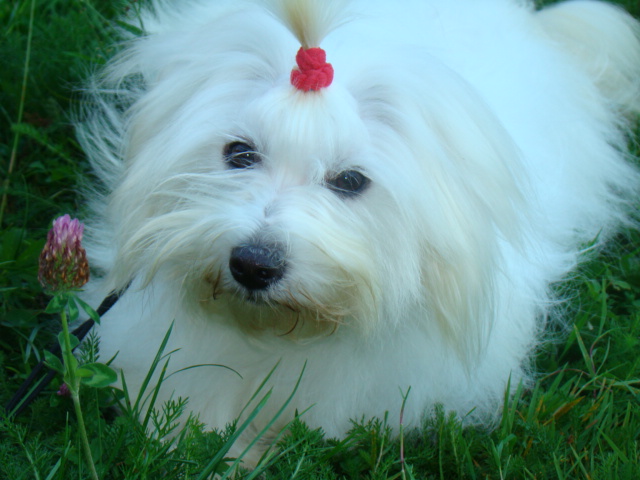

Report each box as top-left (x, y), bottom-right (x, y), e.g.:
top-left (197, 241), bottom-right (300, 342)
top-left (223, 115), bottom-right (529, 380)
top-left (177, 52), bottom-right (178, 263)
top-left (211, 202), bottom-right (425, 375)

top-left (241, 85), bottom-right (367, 169)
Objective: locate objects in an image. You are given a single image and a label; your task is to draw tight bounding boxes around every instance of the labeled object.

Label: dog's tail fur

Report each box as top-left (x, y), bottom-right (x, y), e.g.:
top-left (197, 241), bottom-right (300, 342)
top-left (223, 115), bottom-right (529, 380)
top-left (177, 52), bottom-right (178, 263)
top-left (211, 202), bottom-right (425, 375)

top-left (537, 0), bottom-right (640, 115)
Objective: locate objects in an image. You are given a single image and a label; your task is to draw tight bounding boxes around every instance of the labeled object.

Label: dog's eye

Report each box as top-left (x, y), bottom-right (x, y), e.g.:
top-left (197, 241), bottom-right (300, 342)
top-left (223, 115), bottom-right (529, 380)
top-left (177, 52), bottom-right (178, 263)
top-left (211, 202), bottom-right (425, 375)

top-left (224, 142), bottom-right (260, 169)
top-left (327, 170), bottom-right (370, 196)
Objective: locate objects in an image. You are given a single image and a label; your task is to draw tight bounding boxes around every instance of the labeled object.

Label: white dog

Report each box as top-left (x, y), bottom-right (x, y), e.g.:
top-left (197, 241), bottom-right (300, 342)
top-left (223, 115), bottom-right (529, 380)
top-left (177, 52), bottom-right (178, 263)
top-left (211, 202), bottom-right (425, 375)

top-left (79, 0), bottom-right (640, 462)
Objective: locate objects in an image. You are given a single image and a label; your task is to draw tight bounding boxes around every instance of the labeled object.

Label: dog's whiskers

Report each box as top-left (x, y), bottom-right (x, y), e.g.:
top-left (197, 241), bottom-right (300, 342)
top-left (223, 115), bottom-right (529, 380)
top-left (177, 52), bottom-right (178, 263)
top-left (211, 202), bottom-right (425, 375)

top-left (278, 313), bottom-right (301, 337)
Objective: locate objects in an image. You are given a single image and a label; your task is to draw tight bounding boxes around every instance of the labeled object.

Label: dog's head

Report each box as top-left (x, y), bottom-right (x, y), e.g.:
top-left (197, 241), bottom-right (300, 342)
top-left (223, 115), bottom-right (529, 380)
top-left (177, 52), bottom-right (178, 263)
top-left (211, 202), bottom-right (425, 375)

top-left (86, 0), bottom-right (525, 355)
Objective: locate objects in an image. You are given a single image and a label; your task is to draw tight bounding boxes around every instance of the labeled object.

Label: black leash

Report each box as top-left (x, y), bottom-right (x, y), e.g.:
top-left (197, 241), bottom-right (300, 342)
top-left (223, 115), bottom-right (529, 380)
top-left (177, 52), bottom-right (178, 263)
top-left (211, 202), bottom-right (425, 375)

top-left (4, 291), bottom-right (122, 417)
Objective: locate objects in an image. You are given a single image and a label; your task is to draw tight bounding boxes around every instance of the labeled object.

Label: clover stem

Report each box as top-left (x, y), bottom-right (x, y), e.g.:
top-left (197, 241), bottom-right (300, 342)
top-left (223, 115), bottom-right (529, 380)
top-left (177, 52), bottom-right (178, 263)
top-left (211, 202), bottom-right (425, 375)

top-left (60, 308), bottom-right (100, 480)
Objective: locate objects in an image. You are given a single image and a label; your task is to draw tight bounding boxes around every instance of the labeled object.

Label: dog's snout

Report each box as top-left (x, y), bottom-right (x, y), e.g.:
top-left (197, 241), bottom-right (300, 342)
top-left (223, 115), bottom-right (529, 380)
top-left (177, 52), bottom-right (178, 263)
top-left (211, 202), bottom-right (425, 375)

top-left (229, 244), bottom-right (285, 290)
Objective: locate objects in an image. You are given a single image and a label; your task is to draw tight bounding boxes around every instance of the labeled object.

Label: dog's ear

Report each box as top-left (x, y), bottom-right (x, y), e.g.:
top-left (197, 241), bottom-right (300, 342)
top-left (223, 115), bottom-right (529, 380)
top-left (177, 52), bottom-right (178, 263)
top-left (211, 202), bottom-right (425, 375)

top-left (421, 250), bottom-right (499, 368)
top-left (394, 71), bottom-right (530, 369)
top-left (537, 0), bottom-right (640, 115)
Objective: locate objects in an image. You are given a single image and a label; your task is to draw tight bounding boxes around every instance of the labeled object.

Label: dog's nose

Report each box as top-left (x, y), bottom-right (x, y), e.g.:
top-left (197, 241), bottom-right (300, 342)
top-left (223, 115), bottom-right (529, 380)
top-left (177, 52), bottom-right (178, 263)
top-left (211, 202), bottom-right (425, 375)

top-left (229, 244), bottom-right (285, 290)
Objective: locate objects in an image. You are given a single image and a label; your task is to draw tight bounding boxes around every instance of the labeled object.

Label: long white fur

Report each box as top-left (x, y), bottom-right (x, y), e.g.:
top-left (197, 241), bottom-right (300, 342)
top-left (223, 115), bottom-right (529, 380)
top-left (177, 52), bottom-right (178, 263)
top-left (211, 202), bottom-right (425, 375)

top-left (78, 0), bottom-right (640, 462)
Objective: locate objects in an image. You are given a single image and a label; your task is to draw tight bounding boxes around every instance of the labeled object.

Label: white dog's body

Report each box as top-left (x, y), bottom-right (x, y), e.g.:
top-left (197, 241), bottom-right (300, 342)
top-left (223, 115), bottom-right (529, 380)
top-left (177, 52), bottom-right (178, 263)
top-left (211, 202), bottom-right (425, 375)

top-left (81, 0), bottom-right (640, 457)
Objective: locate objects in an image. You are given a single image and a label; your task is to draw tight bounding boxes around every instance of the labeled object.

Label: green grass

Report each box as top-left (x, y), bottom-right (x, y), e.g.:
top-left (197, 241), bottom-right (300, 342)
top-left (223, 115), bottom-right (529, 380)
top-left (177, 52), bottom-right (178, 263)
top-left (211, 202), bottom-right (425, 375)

top-left (1, 0), bottom-right (639, 478)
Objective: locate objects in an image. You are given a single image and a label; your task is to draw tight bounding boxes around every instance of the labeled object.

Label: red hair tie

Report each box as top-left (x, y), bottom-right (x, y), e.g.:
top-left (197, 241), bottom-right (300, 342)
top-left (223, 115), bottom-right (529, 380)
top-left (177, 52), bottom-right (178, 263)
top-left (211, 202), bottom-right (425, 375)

top-left (290, 47), bottom-right (334, 92)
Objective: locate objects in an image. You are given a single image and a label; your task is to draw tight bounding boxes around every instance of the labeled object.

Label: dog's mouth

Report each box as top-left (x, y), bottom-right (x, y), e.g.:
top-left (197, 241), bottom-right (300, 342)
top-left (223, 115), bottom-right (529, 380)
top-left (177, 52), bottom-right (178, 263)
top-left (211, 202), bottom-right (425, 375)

top-left (202, 266), bottom-right (347, 338)
top-left (235, 288), bottom-right (290, 308)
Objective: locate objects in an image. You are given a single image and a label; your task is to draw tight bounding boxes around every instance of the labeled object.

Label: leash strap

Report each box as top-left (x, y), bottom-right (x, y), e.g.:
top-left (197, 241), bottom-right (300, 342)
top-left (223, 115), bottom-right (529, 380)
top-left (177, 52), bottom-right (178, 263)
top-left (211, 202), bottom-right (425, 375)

top-left (4, 291), bottom-right (122, 417)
